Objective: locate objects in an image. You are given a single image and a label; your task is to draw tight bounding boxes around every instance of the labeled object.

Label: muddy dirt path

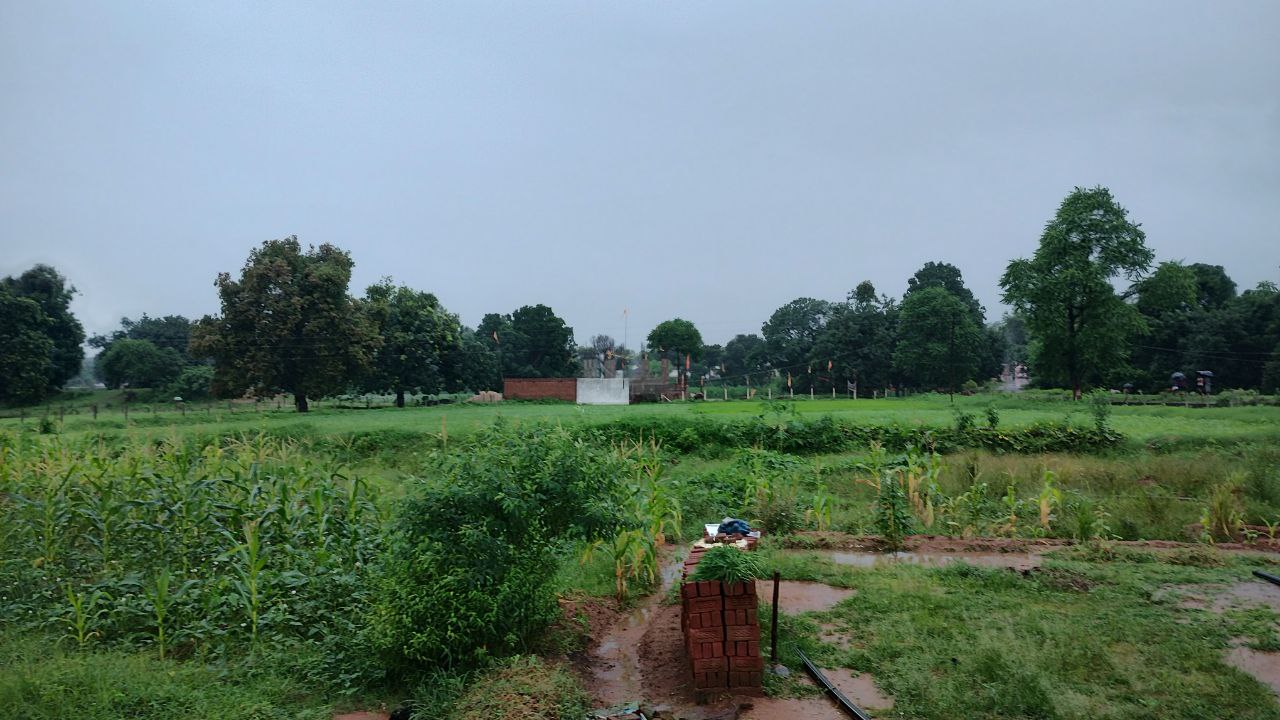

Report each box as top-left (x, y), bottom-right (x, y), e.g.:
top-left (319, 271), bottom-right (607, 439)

top-left (587, 550), bottom-right (686, 707)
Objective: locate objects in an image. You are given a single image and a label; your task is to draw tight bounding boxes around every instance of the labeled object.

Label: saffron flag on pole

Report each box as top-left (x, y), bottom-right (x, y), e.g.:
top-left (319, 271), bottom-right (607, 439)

top-left (828, 359), bottom-right (833, 371)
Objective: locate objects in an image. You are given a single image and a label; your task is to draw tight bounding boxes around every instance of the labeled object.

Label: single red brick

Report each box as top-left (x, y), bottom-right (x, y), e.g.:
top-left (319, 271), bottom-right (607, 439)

top-left (689, 596), bottom-right (721, 613)
top-left (746, 608), bottom-right (757, 625)
top-left (689, 612), bottom-right (702, 629)
top-left (725, 595), bottom-right (757, 610)
top-left (681, 583), bottom-right (698, 599)
top-left (724, 640), bottom-right (736, 656)
top-left (693, 657), bottom-right (726, 672)
top-left (688, 641), bottom-right (703, 659)
top-left (731, 655), bottom-right (764, 671)
top-left (710, 642), bottom-right (723, 658)
top-left (747, 640), bottom-right (759, 656)
top-left (744, 579), bottom-right (756, 594)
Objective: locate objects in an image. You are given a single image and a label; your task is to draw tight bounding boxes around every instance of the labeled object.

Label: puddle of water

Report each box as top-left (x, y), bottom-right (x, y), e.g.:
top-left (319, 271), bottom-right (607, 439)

top-left (823, 667), bottom-right (893, 710)
top-left (756, 580), bottom-right (857, 613)
top-left (828, 550), bottom-right (1041, 572)
top-left (1169, 580), bottom-right (1280, 615)
top-left (1227, 645), bottom-right (1280, 695)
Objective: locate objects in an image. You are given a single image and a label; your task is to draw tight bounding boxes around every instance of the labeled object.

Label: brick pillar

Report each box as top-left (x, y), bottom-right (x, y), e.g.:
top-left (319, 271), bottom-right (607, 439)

top-left (679, 545), bottom-right (763, 696)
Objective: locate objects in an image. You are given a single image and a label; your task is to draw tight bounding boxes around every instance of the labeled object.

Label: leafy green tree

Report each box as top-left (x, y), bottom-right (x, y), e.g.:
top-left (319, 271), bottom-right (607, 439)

top-left (722, 333), bottom-right (770, 379)
top-left (90, 314), bottom-right (194, 362)
top-left (647, 318), bottom-right (703, 384)
top-left (2, 264), bottom-right (84, 391)
top-left (812, 286), bottom-right (898, 394)
top-left (480, 305), bottom-right (578, 378)
top-left (189, 237), bottom-right (380, 412)
top-left (1189, 263), bottom-right (1237, 310)
top-left (905, 261), bottom-right (984, 323)
top-left (0, 287), bottom-right (55, 404)
top-left (443, 327), bottom-right (503, 393)
top-left (994, 313), bottom-right (1029, 366)
top-left (99, 339), bottom-right (184, 389)
top-left (762, 298), bottom-right (832, 381)
top-left (166, 364), bottom-right (215, 400)
top-left (1001, 186), bottom-right (1153, 398)
top-left (893, 287), bottom-right (985, 396)
top-left (363, 281), bottom-right (463, 407)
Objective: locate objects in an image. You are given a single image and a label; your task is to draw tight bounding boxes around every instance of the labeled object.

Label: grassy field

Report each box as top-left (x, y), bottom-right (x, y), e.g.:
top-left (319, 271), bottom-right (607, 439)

top-left (3, 392), bottom-right (1280, 719)
top-left (7, 391), bottom-right (1280, 447)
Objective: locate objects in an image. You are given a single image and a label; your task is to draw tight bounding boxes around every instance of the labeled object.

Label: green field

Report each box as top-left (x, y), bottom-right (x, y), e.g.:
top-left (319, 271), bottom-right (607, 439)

top-left (4, 393), bottom-right (1280, 719)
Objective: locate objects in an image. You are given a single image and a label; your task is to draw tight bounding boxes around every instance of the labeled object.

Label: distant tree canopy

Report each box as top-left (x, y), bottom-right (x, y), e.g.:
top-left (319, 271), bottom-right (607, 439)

top-left (721, 333), bottom-right (769, 380)
top-left (190, 237), bottom-right (380, 412)
top-left (1002, 186), bottom-right (1153, 399)
top-left (91, 314), bottom-right (194, 362)
top-left (762, 298), bottom-right (832, 382)
top-left (894, 287), bottom-right (985, 395)
top-left (0, 285), bottom-right (56, 404)
top-left (99, 339), bottom-right (184, 390)
top-left (479, 304), bottom-right (578, 379)
top-left (1, 265), bottom-right (85, 397)
top-left (363, 280), bottom-right (463, 407)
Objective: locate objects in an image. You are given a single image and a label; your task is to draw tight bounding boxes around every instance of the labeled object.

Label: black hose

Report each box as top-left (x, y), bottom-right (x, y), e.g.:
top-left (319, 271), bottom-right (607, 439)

top-left (794, 647), bottom-right (875, 720)
top-left (1253, 570), bottom-right (1280, 587)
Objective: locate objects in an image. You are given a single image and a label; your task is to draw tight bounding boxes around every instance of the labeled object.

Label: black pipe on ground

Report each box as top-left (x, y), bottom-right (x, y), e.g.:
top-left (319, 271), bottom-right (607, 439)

top-left (795, 647), bottom-right (874, 720)
top-left (1253, 570), bottom-right (1280, 587)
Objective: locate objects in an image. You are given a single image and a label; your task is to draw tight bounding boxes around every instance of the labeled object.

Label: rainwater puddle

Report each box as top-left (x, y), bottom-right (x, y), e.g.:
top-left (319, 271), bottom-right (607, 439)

top-left (756, 580), bottom-right (857, 613)
top-left (1227, 644), bottom-right (1280, 696)
top-left (828, 550), bottom-right (1041, 572)
top-left (1169, 580), bottom-right (1280, 615)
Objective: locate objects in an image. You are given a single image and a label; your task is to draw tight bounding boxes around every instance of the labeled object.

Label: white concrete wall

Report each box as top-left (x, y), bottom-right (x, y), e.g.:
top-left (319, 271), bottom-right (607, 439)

top-left (577, 377), bottom-right (630, 405)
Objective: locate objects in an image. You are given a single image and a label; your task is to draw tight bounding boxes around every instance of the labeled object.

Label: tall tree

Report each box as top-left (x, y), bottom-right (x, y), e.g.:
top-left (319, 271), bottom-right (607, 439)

top-left (363, 280), bottom-right (463, 407)
top-left (812, 289), bottom-right (899, 395)
top-left (893, 287), bottom-right (985, 397)
top-left (1001, 186), bottom-right (1153, 398)
top-left (905, 261), bottom-right (984, 323)
top-left (98, 339), bottom-right (184, 389)
top-left (480, 305), bottom-right (578, 378)
top-left (647, 318), bottom-right (704, 384)
top-left (190, 237), bottom-right (379, 412)
top-left (722, 333), bottom-right (770, 379)
top-left (0, 286), bottom-right (55, 404)
top-left (762, 298), bottom-right (832, 381)
top-left (90, 314), bottom-right (194, 362)
top-left (443, 327), bottom-right (502, 393)
top-left (2, 264), bottom-right (85, 391)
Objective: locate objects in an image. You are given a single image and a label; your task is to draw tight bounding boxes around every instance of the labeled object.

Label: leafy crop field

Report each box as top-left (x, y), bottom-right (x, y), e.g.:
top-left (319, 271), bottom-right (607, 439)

top-left (3, 396), bottom-right (1280, 719)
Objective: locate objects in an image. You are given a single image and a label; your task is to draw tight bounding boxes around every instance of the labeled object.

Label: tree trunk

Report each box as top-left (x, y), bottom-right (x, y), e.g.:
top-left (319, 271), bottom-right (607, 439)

top-left (295, 393), bottom-right (309, 413)
top-left (395, 389), bottom-right (405, 408)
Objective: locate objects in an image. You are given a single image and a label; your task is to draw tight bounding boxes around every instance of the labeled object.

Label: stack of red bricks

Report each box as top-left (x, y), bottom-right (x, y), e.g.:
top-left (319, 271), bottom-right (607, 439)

top-left (679, 548), bottom-right (763, 695)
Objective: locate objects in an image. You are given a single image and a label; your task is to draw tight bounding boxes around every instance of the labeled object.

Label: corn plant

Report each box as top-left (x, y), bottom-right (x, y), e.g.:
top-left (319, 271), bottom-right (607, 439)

top-left (582, 528), bottom-right (658, 605)
top-left (61, 583), bottom-right (110, 649)
top-left (1038, 469), bottom-right (1062, 532)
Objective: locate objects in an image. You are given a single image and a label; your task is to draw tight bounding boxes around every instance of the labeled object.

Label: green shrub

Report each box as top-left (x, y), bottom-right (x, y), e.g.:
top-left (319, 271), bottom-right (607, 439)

top-left (369, 425), bottom-right (627, 671)
top-left (452, 656), bottom-right (588, 720)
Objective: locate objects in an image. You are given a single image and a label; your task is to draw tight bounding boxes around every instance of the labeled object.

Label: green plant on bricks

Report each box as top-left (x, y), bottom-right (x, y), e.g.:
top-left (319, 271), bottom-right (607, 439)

top-left (688, 545), bottom-right (763, 584)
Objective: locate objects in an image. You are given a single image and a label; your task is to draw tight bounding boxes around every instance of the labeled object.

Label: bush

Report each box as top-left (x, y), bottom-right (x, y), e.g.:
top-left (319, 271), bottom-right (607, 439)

top-left (452, 656), bottom-right (588, 720)
top-left (165, 365), bottom-right (215, 401)
top-left (369, 425), bottom-right (627, 671)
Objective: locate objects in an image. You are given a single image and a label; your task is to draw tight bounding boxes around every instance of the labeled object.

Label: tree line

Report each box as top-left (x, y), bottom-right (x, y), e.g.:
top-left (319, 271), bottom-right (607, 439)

top-left (2, 186), bottom-right (1277, 408)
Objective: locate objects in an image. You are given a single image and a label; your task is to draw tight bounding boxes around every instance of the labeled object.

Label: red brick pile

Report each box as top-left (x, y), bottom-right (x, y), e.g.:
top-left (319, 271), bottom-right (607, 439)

top-left (679, 547), bottom-right (763, 695)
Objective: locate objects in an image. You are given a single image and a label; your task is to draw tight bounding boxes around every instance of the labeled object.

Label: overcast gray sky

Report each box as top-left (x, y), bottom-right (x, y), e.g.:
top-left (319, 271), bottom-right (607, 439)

top-left (3, 1), bottom-right (1277, 347)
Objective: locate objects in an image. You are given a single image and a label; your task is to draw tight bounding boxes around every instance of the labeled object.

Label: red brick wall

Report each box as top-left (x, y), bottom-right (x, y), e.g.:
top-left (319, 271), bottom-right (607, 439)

top-left (503, 378), bottom-right (577, 402)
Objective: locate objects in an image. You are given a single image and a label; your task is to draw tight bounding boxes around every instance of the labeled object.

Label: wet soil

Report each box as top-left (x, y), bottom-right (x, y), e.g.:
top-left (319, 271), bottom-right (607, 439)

top-left (737, 668), bottom-right (892, 720)
top-left (827, 549), bottom-right (1042, 572)
top-left (787, 531), bottom-right (1280, 555)
top-left (1227, 642), bottom-right (1280, 696)
top-left (823, 667), bottom-right (894, 711)
top-left (755, 580), bottom-right (857, 613)
top-left (587, 551), bottom-right (685, 706)
top-left (1165, 580), bottom-right (1280, 615)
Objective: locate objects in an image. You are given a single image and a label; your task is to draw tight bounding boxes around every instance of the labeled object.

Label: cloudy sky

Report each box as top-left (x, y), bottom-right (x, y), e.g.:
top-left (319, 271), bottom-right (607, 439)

top-left (3, 1), bottom-right (1277, 346)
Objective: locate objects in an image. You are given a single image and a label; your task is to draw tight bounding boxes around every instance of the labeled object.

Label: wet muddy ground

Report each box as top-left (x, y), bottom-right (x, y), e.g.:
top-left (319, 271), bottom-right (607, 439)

top-left (755, 580), bottom-right (858, 613)
top-left (827, 549), bottom-right (1042, 572)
